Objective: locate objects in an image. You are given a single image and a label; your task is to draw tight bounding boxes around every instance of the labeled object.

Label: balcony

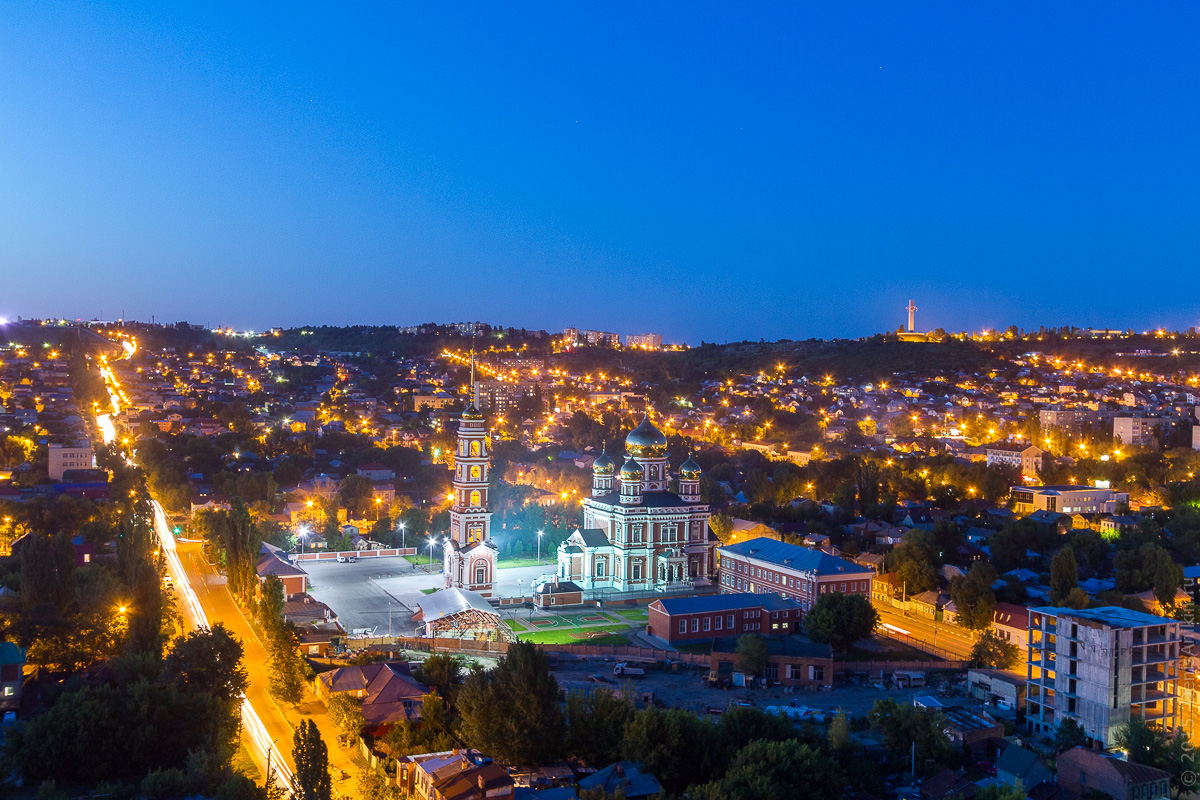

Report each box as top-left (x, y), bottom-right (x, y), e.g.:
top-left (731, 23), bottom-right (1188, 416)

top-left (1131, 669), bottom-right (1168, 685)
top-left (1132, 649), bottom-right (1174, 666)
top-left (1029, 653), bottom-right (1057, 670)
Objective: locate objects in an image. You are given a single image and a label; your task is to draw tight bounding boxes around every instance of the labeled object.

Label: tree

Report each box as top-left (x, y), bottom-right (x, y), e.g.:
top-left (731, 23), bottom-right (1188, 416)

top-left (565, 687), bottom-right (634, 767)
top-left (827, 709), bottom-right (851, 751)
top-left (805, 593), bottom-right (879, 652)
top-left (975, 781), bottom-right (1026, 800)
top-left (292, 719), bottom-right (331, 800)
top-left (1049, 547), bottom-right (1078, 604)
top-left (620, 707), bottom-right (723, 793)
top-left (735, 633), bottom-right (769, 676)
top-left (869, 698), bottom-right (954, 778)
top-left (971, 630), bottom-right (1019, 670)
top-left (948, 562), bottom-right (997, 631)
top-left (709, 513), bottom-right (734, 544)
top-left (327, 693), bottom-right (365, 741)
top-left (1063, 587), bottom-right (1090, 610)
top-left (162, 623), bottom-right (248, 705)
top-left (890, 532), bottom-right (939, 594)
top-left (690, 739), bottom-right (845, 800)
top-left (1053, 718), bottom-right (1088, 753)
top-left (456, 641), bottom-right (563, 766)
top-left (415, 653), bottom-right (462, 698)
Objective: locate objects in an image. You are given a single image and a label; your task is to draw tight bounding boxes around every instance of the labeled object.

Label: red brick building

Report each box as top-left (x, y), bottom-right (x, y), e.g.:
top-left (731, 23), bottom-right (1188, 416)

top-left (718, 536), bottom-right (873, 612)
top-left (646, 592), bottom-right (802, 645)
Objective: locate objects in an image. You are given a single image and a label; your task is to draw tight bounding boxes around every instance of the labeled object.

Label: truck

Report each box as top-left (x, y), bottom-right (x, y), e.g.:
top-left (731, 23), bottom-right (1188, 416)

top-left (613, 662), bottom-right (645, 678)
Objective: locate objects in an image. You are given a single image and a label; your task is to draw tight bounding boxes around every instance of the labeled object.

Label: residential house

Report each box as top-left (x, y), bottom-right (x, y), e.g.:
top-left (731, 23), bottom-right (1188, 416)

top-left (1056, 747), bottom-right (1170, 800)
top-left (995, 744), bottom-right (1051, 793)
top-left (257, 542), bottom-right (308, 599)
top-left (316, 662), bottom-right (430, 734)
top-left (578, 762), bottom-right (662, 800)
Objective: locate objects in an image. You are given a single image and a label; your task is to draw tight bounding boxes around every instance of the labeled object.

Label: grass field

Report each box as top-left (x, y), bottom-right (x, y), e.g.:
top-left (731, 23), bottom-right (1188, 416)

top-left (497, 557), bottom-right (553, 570)
top-left (613, 608), bottom-right (648, 620)
top-left (516, 624), bottom-right (633, 645)
top-left (420, 587), bottom-right (439, 595)
top-left (504, 618), bottom-right (529, 632)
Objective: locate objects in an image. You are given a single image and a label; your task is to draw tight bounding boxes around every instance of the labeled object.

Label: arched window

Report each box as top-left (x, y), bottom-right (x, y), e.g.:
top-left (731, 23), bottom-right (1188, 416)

top-left (470, 465), bottom-right (481, 481)
top-left (595, 559), bottom-right (606, 577)
top-left (474, 564), bottom-right (487, 585)
top-left (470, 440), bottom-right (480, 457)
top-left (470, 489), bottom-right (481, 507)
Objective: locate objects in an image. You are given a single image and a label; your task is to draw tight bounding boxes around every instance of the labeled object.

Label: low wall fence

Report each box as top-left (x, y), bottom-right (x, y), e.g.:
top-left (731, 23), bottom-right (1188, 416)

top-left (295, 547), bottom-right (417, 562)
top-left (835, 659), bottom-right (969, 674)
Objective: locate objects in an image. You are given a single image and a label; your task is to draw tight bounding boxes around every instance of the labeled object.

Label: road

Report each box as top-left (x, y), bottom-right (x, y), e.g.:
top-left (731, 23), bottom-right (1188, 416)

top-left (152, 502), bottom-right (299, 795)
top-left (872, 601), bottom-right (978, 661)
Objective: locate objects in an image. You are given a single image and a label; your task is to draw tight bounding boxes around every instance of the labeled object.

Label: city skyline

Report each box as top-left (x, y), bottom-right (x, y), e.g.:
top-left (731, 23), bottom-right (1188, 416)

top-left (3, 4), bottom-right (1199, 341)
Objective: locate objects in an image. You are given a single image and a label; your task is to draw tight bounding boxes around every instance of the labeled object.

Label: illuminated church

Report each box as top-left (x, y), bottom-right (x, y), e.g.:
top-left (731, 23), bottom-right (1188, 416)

top-left (442, 402), bottom-right (498, 597)
top-left (556, 415), bottom-right (716, 592)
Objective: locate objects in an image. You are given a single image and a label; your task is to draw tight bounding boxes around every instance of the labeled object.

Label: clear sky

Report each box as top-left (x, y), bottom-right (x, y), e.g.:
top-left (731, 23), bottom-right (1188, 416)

top-left (2, 4), bottom-right (1198, 342)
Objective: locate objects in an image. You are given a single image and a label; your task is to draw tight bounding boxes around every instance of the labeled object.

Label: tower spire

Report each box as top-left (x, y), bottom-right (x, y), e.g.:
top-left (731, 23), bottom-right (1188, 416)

top-left (469, 335), bottom-right (476, 400)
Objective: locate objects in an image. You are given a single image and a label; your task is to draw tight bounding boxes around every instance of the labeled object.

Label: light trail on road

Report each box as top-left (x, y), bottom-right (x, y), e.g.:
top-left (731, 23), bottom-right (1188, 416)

top-left (150, 501), bottom-right (297, 795)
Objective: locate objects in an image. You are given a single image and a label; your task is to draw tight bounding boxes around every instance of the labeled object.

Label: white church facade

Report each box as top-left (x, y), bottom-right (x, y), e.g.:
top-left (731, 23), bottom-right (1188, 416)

top-left (556, 415), bottom-right (717, 593)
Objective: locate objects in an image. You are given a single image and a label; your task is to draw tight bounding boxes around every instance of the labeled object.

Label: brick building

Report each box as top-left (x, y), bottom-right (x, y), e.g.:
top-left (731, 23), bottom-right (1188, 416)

top-left (646, 592), bottom-right (802, 645)
top-left (718, 537), bottom-right (873, 613)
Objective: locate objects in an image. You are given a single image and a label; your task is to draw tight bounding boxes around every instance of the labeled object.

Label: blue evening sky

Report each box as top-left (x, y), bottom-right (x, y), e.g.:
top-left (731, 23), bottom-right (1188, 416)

top-left (1, 4), bottom-right (1198, 342)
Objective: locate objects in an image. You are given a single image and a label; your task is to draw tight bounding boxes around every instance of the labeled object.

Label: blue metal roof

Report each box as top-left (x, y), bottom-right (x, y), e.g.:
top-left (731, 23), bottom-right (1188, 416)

top-left (654, 592), bottom-right (800, 615)
top-left (720, 536), bottom-right (873, 577)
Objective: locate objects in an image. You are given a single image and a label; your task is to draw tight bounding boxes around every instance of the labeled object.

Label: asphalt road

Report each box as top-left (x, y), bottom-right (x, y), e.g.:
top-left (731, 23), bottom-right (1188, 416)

top-left (872, 601), bottom-right (979, 660)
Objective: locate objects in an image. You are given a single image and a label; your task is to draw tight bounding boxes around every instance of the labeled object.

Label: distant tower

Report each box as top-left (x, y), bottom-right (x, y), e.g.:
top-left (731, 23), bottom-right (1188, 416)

top-left (906, 299), bottom-right (918, 333)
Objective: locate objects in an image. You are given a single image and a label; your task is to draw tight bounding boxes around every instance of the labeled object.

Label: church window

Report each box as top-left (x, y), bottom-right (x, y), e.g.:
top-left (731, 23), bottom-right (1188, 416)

top-left (474, 564), bottom-right (486, 585)
top-left (470, 465), bottom-right (481, 481)
top-left (470, 441), bottom-right (480, 457)
top-left (631, 561), bottom-right (642, 580)
top-left (648, 466), bottom-right (658, 480)
top-left (595, 559), bottom-right (605, 577)
top-left (631, 525), bottom-right (643, 544)
top-left (470, 490), bottom-right (481, 507)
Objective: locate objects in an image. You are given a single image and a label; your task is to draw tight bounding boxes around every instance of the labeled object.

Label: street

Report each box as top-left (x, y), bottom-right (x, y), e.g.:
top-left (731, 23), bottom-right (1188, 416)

top-left (872, 600), bottom-right (978, 661)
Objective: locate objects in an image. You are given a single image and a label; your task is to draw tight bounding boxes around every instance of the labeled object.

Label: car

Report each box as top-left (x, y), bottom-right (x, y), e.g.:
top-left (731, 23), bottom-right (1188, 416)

top-left (162, 574), bottom-right (173, 586)
top-left (347, 556), bottom-right (357, 563)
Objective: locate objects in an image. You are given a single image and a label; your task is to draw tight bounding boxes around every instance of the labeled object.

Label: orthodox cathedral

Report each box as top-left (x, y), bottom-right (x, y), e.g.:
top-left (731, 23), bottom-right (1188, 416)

top-left (556, 415), bottom-right (717, 593)
top-left (442, 401), bottom-right (498, 597)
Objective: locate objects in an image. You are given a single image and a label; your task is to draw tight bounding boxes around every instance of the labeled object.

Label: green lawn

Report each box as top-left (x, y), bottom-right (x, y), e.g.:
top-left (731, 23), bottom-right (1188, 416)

top-left (420, 588), bottom-right (439, 595)
top-left (614, 609), bottom-right (649, 620)
top-left (504, 618), bottom-right (529, 632)
top-left (516, 624), bottom-right (633, 645)
top-left (498, 557), bottom-right (553, 570)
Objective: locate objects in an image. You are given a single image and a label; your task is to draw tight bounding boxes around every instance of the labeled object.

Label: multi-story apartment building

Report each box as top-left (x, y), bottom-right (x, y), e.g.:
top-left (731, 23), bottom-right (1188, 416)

top-left (718, 537), bottom-right (873, 614)
top-left (472, 380), bottom-right (540, 414)
top-left (1010, 485), bottom-right (1128, 514)
top-left (1039, 407), bottom-right (1091, 434)
top-left (624, 333), bottom-right (663, 350)
top-left (1026, 606), bottom-right (1181, 747)
top-left (48, 443), bottom-right (95, 481)
top-left (985, 444), bottom-right (1044, 477)
top-left (1113, 416), bottom-right (1165, 449)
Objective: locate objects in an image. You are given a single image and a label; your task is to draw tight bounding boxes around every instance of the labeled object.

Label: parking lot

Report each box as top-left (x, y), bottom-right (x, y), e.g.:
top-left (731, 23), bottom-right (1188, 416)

top-left (302, 556), bottom-right (558, 635)
top-left (552, 656), bottom-right (955, 717)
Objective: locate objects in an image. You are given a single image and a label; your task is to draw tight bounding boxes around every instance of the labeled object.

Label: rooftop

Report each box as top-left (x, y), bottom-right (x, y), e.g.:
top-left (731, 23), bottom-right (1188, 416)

top-left (720, 536), bottom-right (874, 577)
top-left (1031, 605), bottom-right (1176, 629)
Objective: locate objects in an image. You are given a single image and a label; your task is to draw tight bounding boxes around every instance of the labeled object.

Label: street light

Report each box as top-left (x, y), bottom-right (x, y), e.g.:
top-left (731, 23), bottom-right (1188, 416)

top-left (537, 530), bottom-right (544, 565)
top-left (428, 536), bottom-right (438, 571)
top-left (297, 525), bottom-right (309, 555)
top-left (396, 521), bottom-right (406, 552)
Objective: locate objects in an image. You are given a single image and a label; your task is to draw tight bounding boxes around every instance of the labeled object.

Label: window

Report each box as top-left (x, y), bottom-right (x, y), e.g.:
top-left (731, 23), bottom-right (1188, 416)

top-left (772, 623), bottom-right (778, 630)
top-left (470, 465), bottom-right (481, 480)
top-left (470, 441), bottom-right (480, 457)
top-left (679, 619), bottom-right (686, 634)
top-left (475, 564), bottom-right (486, 584)
top-left (781, 622), bottom-right (789, 629)
top-left (809, 665), bottom-right (824, 681)
top-left (703, 617), bottom-right (711, 631)
top-left (632, 561), bottom-right (642, 580)
top-left (841, 583), bottom-right (846, 593)
top-left (715, 616), bottom-right (722, 631)
top-left (470, 489), bottom-right (481, 506)
top-left (691, 618), bottom-right (699, 633)
top-left (632, 525), bottom-right (643, 544)
top-left (727, 614), bottom-right (734, 629)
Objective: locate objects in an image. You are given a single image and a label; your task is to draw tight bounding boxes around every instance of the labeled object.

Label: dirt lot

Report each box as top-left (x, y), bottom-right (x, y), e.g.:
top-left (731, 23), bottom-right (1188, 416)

top-left (551, 655), bottom-right (966, 717)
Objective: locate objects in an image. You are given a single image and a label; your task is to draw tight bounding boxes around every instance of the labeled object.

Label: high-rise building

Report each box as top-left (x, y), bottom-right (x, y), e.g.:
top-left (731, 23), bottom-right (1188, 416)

top-left (1026, 606), bottom-right (1181, 747)
top-left (442, 403), bottom-right (497, 596)
top-left (624, 333), bottom-right (663, 350)
top-left (1113, 416), bottom-right (1166, 448)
